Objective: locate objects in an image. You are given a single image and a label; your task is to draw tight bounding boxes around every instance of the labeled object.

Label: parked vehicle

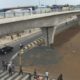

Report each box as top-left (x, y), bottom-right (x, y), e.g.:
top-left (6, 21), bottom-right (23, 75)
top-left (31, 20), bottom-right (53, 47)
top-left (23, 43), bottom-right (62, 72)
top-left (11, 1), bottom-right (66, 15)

top-left (0, 45), bottom-right (13, 55)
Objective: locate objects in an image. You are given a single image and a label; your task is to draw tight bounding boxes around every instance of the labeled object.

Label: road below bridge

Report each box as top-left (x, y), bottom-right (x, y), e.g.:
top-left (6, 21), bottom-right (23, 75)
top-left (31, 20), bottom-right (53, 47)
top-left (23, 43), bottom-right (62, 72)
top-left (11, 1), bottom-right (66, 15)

top-left (14, 25), bottom-right (80, 80)
top-left (0, 31), bottom-right (42, 69)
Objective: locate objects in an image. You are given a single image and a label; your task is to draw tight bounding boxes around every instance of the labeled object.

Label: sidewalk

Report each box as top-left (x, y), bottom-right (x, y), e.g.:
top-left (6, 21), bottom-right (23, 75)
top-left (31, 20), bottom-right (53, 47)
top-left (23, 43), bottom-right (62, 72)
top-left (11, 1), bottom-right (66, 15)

top-left (0, 29), bottom-right (41, 46)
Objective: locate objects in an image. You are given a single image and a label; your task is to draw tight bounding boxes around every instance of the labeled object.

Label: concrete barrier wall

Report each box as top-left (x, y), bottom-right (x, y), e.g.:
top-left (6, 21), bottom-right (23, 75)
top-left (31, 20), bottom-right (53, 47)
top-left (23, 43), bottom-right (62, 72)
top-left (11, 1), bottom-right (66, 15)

top-left (55, 18), bottom-right (79, 35)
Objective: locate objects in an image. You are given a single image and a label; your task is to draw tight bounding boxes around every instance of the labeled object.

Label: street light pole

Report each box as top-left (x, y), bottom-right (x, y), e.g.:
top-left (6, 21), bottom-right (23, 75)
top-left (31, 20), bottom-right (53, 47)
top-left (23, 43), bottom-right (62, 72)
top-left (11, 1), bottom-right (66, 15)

top-left (19, 49), bottom-right (24, 75)
top-left (55, 0), bottom-right (56, 5)
top-left (39, 0), bottom-right (41, 13)
top-left (39, 0), bottom-right (40, 7)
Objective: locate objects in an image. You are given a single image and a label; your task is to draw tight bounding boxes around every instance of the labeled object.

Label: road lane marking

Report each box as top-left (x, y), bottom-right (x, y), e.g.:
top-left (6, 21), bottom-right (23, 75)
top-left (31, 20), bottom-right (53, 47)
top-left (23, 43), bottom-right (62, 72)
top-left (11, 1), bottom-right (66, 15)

top-left (22, 75), bottom-right (29, 80)
top-left (7, 73), bottom-right (18, 80)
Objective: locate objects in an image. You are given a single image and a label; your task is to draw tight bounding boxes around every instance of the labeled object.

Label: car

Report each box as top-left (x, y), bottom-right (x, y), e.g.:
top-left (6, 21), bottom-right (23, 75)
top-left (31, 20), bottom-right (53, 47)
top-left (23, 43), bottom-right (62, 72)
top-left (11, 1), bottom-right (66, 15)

top-left (0, 48), bottom-right (4, 55)
top-left (2, 46), bottom-right (13, 53)
top-left (0, 45), bottom-right (13, 55)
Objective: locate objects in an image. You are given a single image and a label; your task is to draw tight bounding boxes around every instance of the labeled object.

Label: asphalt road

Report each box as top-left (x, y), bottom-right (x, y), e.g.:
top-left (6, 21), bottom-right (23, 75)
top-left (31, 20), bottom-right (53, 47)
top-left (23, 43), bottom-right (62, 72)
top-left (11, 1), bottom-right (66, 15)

top-left (0, 31), bottom-right (42, 69)
top-left (14, 46), bottom-right (61, 67)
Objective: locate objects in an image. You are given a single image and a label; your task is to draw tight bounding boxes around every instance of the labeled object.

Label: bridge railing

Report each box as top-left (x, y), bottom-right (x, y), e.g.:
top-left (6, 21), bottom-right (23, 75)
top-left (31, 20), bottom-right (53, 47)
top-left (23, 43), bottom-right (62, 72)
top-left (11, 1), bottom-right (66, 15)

top-left (0, 11), bottom-right (32, 18)
top-left (0, 8), bottom-right (79, 19)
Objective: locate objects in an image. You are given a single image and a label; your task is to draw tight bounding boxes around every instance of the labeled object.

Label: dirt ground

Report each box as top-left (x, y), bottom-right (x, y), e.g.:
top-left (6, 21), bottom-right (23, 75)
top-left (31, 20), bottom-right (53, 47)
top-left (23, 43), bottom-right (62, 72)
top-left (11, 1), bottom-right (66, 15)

top-left (17, 26), bottom-right (80, 80)
top-left (53, 26), bottom-right (80, 80)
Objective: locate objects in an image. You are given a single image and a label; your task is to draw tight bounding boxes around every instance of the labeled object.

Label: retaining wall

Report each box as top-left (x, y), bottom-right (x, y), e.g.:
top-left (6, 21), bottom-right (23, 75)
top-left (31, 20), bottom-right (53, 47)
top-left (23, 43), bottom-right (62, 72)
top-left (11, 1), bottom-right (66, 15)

top-left (55, 18), bottom-right (79, 35)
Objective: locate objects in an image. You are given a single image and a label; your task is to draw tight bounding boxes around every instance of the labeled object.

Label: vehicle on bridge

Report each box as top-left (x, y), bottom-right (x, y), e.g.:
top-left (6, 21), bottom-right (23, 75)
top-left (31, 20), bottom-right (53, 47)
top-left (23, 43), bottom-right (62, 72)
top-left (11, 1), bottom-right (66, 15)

top-left (0, 45), bottom-right (13, 55)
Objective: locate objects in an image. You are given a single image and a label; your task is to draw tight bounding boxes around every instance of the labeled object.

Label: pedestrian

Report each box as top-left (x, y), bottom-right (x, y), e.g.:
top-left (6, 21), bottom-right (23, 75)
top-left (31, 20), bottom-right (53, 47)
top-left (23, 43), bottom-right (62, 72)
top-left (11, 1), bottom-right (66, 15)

top-left (45, 72), bottom-right (49, 80)
top-left (37, 76), bottom-right (44, 80)
top-left (34, 69), bottom-right (37, 79)
top-left (4, 61), bottom-right (8, 71)
top-left (57, 73), bottom-right (63, 80)
top-left (19, 43), bottom-right (23, 49)
top-left (28, 73), bottom-right (32, 80)
top-left (12, 63), bottom-right (15, 73)
top-left (8, 63), bottom-right (12, 76)
top-left (36, 75), bottom-right (39, 80)
top-left (1, 60), bottom-right (5, 71)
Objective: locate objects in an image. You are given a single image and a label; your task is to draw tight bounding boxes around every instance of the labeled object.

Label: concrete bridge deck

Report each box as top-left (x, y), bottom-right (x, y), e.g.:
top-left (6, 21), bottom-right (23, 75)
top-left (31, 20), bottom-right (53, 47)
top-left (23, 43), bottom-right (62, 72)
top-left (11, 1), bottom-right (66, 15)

top-left (0, 10), bottom-right (80, 24)
top-left (0, 10), bottom-right (80, 46)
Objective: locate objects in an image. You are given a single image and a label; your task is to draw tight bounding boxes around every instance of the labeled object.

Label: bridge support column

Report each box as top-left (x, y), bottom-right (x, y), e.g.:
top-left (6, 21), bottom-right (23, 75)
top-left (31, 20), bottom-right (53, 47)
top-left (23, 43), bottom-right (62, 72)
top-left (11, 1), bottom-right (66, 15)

top-left (41, 26), bottom-right (57, 47)
top-left (77, 15), bottom-right (80, 26)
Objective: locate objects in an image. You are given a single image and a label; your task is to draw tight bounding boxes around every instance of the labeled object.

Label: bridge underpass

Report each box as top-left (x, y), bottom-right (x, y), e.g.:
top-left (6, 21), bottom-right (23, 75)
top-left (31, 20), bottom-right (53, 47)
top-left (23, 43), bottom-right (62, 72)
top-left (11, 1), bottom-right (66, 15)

top-left (0, 10), bottom-right (80, 47)
top-left (0, 10), bottom-right (80, 80)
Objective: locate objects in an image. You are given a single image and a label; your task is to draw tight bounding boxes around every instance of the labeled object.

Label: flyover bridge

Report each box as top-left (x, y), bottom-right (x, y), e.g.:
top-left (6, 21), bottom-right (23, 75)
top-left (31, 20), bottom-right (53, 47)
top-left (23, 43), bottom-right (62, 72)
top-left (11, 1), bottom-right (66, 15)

top-left (0, 10), bottom-right (80, 46)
